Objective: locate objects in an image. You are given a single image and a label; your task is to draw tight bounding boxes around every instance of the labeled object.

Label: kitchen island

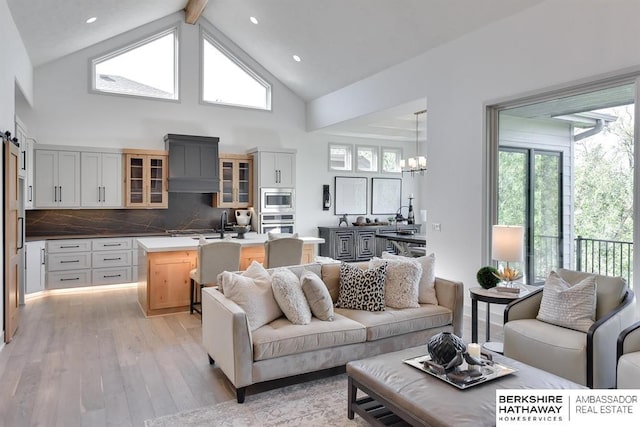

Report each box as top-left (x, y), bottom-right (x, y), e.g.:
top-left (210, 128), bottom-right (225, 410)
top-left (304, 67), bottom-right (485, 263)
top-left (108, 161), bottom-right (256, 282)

top-left (136, 233), bottom-right (324, 316)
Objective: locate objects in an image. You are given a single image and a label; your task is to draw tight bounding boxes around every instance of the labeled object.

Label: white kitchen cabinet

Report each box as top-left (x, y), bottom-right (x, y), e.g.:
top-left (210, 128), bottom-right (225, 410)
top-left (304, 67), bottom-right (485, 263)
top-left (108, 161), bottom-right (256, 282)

top-left (81, 152), bottom-right (123, 208)
top-left (15, 118), bottom-right (27, 179)
top-left (34, 149), bottom-right (81, 208)
top-left (25, 241), bottom-right (45, 294)
top-left (250, 148), bottom-right (296, 188)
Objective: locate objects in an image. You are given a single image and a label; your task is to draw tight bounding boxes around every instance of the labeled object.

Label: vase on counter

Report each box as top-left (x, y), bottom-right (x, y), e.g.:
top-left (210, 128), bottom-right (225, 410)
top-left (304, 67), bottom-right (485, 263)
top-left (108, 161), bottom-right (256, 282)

top-left (236, 209), bottom-right (252, 226)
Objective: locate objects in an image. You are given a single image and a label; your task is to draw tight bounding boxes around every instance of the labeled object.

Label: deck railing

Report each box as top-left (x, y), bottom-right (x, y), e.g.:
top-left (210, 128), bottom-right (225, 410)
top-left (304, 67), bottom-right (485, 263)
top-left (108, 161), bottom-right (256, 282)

top-left (575, 235), bottom-right (633, 286)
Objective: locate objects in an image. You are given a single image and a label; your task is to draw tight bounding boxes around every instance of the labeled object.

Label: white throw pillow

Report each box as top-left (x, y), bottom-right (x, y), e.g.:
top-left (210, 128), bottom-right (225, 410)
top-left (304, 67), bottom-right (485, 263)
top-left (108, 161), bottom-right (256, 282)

top-left (217, 260), bottom-right (270, 294)
top-left (271, 268), bottom-right (312, 325)
top-left (220, 263), bottom-right (282, 331)
top-left (369, 257), bottom-right (421, 309)
top-left (536, 270), bottom-right (597, 333)
top-left (382, 251), bottom-right (437, 305)
top-left (267, 232), bottom-right (299, 240)
top-left (300, 270), bottom-right (334, 321)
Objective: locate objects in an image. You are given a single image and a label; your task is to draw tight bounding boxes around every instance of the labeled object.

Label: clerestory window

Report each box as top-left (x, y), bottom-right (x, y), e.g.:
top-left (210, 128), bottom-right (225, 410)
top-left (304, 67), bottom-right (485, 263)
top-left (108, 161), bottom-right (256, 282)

top-left (201, 31), bottom-right (272, 110)
top-left (91, 27), bottom-right (178, 100)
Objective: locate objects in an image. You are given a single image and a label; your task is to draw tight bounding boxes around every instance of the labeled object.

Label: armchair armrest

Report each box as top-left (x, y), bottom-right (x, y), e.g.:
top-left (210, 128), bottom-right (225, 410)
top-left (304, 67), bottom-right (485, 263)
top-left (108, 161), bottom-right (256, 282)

top-left (434, 277), bottom-right (464, 338)
top-left (618, 320), bottom-right (640, 357)
top-left (503, 288), bottom-right (543, 323)
top-left (202, 288), bottom-right (253, 389)
top-left (588, 289), bottom-right (635, 388)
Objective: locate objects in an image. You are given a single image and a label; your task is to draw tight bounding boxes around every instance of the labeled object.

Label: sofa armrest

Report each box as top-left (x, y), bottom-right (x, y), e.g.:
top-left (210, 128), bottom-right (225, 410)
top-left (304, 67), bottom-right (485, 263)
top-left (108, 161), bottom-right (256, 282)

top-left (503, 288), bottom-right (543, 323)
top-left (434, 277), bottom-right (464, 338)
top-left (589, 289), bottom-right (636, 389)
top-left (202, 287), bottom-right (253, 389)
top-left (618, 321), bottom-right (640, 357)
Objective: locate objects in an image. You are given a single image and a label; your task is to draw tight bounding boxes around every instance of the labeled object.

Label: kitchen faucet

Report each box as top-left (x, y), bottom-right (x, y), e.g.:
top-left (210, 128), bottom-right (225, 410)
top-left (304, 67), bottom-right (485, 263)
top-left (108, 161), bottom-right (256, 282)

top-left (220, 211), bottom-right (228, 238)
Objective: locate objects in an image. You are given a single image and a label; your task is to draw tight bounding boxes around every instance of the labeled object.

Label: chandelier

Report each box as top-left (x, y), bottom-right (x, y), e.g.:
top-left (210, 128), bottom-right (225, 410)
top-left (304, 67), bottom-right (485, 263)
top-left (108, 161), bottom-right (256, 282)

top-left (401, 109), bottom-right (427, 176)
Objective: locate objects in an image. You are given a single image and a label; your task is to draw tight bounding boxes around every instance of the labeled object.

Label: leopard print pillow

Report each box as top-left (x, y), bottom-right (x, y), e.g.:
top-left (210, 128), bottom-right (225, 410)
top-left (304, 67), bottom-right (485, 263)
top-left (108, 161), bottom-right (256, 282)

top-left (337, 262), bottom-right (387, 311)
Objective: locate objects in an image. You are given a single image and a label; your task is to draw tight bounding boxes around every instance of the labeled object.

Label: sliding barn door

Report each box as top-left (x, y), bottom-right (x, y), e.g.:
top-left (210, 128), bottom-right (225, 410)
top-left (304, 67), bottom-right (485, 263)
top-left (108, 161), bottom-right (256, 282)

top-left (4, 140), bottom-right (20, 342)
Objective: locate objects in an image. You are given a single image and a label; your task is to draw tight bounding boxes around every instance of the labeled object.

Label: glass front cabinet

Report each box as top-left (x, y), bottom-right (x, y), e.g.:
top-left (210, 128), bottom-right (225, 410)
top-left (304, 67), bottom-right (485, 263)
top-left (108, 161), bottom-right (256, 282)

top-left (213, 154), bottom-right (253, 208)
top-left (124, 149), bottom-right (168, 208)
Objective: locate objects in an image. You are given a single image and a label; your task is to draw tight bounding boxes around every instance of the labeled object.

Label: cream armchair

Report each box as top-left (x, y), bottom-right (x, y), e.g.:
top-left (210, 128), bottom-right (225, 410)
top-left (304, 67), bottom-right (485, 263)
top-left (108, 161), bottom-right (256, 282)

top-left (617, 321), bottom-right (640, 389)
top-left (503, 269), bottom-right (635, 389)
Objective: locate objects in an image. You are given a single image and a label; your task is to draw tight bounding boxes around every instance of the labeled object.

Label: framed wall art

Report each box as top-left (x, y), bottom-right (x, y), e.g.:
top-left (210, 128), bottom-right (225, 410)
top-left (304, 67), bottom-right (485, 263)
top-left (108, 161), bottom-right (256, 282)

top-left (371, 177), bottom-right (402, 215)
top-left (334, 176), bottom-right (367, 215)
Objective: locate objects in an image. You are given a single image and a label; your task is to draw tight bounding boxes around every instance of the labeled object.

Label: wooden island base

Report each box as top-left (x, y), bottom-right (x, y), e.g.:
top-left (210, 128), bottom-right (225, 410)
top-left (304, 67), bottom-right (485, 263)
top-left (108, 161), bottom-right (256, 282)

top-left (137, 244), bottom-right (315, 316)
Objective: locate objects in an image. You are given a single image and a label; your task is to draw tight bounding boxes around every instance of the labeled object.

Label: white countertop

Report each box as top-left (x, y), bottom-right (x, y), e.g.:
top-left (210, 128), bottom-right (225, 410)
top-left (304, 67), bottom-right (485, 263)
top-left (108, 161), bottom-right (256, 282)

top-left (136, 233), bottom-right (324, 253)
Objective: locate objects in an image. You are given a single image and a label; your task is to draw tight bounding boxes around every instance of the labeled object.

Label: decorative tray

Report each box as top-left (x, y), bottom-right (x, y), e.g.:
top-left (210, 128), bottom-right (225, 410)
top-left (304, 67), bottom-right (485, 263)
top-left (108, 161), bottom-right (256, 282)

top-left (403, 354), bottom-right (516, 390)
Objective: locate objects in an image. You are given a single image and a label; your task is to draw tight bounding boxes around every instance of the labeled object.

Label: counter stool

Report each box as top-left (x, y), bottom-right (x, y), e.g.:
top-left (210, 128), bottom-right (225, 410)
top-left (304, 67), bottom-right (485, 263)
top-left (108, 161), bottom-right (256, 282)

top-left (190, 240), bottom-right (242, 316)
top-left (264, 237), bottom-right (304, 268)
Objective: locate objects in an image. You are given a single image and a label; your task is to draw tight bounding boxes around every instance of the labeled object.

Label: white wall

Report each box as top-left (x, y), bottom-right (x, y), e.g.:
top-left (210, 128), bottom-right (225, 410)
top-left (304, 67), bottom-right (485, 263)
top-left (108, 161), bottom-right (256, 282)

top-left (307, 0), bottom-right (640, 308)
top-left (0, 0), bottom-right (33, 343)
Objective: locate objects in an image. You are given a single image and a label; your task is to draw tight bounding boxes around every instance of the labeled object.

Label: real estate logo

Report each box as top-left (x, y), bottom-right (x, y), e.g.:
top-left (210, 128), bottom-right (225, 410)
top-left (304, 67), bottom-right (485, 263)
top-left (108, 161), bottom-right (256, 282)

top-left (496, 390), bottom-right (640, 426)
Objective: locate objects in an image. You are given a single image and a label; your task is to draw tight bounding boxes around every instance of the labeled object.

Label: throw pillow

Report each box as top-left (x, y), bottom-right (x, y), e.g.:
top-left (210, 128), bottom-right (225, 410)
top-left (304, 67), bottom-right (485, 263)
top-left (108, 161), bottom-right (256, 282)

top-left (217, 260), bottom-right (270, 294)
top-left (300, 270), bottom-right (335, 321)
top-left (382, 251), bottom-right (437, 305)
top-left (220, 265), bottom-right (282, 332)
top-left (336, 262), bottom-right (387, 312)
top-left (536, 270), bottom-right (597, 332)
top-left (271, 269), bottom-right (312, 325)
top-left (369, 257), bottom-right (421, 309)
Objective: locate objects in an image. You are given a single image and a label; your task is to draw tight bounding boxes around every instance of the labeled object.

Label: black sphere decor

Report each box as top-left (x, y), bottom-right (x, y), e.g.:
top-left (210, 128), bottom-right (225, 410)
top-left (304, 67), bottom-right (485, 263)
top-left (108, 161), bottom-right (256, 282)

top-left (476, 266), bottom-right (501, 289)
top-left (427, 332), bottom-right (466, 365)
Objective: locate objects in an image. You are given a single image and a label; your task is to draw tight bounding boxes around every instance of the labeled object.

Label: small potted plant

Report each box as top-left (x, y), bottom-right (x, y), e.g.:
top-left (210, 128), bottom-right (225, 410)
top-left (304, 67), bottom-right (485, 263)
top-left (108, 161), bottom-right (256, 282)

top-left (476, 266), bottom-right (501, 289)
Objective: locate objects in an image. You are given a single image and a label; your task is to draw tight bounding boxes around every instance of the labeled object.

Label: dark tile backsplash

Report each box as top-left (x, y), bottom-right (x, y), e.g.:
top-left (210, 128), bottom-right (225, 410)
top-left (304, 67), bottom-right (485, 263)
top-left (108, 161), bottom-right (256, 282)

top-left (26, 193), bottom-right (231, 238)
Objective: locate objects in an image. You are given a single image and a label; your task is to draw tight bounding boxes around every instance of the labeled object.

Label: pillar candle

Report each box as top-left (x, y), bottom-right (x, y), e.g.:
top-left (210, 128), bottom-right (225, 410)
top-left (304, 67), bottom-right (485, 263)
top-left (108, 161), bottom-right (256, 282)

top-left (467, 343), bottom-right (481, 358)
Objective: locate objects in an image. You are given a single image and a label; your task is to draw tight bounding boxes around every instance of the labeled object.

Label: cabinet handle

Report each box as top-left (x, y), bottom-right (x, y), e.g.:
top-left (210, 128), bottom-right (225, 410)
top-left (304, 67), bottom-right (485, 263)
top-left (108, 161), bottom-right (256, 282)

top-left (17, 217), bottom-right (24, 250)
top-left (54, 186), bottom-right (57, 202)
top-left (103, 257), bottom-right (122, 261)
top-left (28, 185), bottom-right (32, 202)
top-left (103, 274), bottom-right (122, 278)
top-left (60, 245), bottom-right (80, 248)
top-left (60, 277), bottom-right (80, 281)
top-left (98, 187), bottom-right (101, 202)
top-left (59, 186), bottom-right (62, 202)
top-left (103, 243), bottom-right (122, 247)
top-left (21, 150), bottom-right (26, 171)
top-left (102, 187), bottom-right (106, 202)
top-left (60, 260), bottom-right (80, 263)
top-left (41, 248), bottom-right (46, 265)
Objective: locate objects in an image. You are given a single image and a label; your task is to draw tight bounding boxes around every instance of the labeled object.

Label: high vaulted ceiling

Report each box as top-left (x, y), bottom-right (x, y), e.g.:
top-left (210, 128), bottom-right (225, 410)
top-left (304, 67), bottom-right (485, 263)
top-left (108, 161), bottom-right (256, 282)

top-left (8, 0), bottom-right (543, 103)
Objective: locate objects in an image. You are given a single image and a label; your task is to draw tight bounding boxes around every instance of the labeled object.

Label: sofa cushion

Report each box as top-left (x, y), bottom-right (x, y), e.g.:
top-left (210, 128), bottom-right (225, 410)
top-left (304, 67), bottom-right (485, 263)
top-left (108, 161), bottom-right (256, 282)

top-left (219, 263), bottom-right (282, 332)
top-left (252, 313), bottom-right (366, 361)
top-left (336, 304), bottom-right (452, 341)
top-left (337, 262), bottom-right (387, 312)
top-left (382, 251), bottom-right (437, 305)
top-left (301, 270), bottom-right (334, 321)
top-left (504, 318), bottom-right (587, 386)
top-left (537, 271), bottom-right (596, 332)
top-left (556, 268), bottom-right (627, 320)
top-left (370, 257), bottom-right (421, 309)
top-left (271, 268), bottom-right (312, 325)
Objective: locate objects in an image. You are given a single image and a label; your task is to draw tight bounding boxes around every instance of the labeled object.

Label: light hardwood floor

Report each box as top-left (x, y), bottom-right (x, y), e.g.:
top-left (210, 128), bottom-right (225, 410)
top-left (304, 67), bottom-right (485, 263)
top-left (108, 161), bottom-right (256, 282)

top-left (0, 286), bottom-right (502, 427)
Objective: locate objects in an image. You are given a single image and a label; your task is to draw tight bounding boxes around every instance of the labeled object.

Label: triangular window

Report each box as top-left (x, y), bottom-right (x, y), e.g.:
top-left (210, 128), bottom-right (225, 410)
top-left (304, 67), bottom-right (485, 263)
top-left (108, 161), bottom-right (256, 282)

top-left (202, 32), bottom-right (271, 110)
top-left (92, 27), bottom-right (178, 100)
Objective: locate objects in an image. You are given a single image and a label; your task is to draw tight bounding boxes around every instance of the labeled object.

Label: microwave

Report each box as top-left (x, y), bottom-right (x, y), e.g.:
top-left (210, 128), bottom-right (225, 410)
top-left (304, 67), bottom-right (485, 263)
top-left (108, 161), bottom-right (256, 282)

top-left (260, 188), bottom-right (295, 213)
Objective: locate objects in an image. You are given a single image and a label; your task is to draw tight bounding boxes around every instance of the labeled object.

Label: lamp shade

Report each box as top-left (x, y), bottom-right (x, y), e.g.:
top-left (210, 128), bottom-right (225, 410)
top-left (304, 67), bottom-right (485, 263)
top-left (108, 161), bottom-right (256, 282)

top-left (491, 225), bottom-right (524, 262)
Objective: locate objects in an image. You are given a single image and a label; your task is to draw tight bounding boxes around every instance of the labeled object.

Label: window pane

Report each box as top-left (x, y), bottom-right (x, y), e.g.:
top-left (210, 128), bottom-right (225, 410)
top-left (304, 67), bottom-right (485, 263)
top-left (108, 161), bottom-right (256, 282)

top-left (357, 146), bottom-right (378, 172)
top-left (94, 30), bottom-right (177, 100)
top-left (329, 144), bottom-right (352, 171)
top-left (202, 37), bottom-right (270, 110)
top-left (382, 148), bottom-right (402, 173)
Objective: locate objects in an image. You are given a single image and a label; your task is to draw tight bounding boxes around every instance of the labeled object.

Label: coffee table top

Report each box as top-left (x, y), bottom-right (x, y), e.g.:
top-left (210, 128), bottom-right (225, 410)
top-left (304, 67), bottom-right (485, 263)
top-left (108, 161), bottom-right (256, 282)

top-left (347, 346), bottom-right (584, 426)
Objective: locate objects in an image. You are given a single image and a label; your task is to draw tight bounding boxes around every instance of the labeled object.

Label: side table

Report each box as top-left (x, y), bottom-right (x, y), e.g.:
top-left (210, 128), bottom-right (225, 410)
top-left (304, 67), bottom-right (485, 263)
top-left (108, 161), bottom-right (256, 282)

top-left (469, 286), bottom-right (530, 353)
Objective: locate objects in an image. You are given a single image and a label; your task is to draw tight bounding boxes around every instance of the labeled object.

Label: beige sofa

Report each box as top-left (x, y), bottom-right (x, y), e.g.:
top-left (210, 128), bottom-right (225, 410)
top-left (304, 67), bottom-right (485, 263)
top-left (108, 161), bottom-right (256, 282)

top-left (202, 262), bottom-right (463, 403)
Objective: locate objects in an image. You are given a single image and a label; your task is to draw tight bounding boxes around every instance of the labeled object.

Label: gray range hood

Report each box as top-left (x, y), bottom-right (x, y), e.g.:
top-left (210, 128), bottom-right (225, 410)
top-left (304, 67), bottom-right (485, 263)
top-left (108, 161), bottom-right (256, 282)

top-left (164, 134), bottom-right (220, 193)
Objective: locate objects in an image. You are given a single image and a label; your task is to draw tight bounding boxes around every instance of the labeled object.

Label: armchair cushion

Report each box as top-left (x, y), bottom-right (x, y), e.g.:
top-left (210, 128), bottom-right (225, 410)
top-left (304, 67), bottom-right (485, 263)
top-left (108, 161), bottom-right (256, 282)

top-left (536, 271), bottom-right (596, 332)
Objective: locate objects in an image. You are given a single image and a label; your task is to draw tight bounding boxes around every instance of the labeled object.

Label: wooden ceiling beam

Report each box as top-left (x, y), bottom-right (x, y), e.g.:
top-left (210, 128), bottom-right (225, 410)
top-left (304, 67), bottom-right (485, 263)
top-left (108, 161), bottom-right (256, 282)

top-left (184, 0), bottom-right (209, 24)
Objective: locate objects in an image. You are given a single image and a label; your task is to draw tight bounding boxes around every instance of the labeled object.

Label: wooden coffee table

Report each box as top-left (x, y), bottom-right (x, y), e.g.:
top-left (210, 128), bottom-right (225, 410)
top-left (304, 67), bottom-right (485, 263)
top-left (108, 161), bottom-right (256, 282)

top-left (347, 346), bottom-right (584, 426)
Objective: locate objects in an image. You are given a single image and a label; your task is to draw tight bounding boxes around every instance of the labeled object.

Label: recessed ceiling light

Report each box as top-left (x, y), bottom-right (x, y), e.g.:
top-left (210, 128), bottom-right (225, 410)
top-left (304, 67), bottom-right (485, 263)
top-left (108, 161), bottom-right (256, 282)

top-left (293, 55), bottom-right (301, 62)
top-left (250, 16), bottom-right (258, 24)
top-left (86, 17), bottom-right (97, 24)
